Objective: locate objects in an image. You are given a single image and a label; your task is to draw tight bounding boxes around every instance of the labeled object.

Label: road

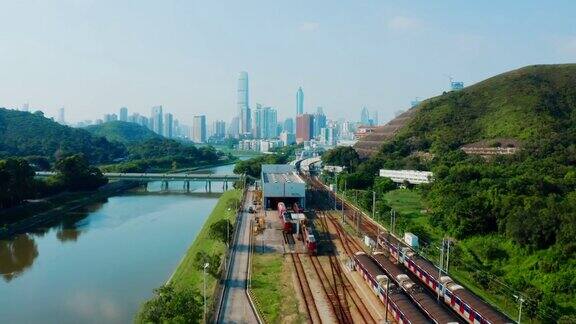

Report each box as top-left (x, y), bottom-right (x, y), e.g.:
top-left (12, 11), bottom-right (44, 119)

top-left (218, 189), bottom-right (259, 324)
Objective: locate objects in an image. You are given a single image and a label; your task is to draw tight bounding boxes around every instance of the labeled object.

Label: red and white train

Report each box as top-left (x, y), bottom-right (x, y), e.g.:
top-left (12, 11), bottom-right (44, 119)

top-left (354, 252), bottom-right (430, 324)
top-left (377, 235), bottom-right (512, 324)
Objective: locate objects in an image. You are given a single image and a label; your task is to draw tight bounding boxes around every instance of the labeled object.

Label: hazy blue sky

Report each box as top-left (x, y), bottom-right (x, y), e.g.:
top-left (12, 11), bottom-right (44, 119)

top-left (0, 1), bottom-right (574, 125)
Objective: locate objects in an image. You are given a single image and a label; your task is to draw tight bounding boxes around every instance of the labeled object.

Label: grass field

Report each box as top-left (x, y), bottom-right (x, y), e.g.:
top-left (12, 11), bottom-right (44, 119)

top-left (251, 253), bottom-right (304, 324)
top-left (168, 189), bottom-right (241, 293)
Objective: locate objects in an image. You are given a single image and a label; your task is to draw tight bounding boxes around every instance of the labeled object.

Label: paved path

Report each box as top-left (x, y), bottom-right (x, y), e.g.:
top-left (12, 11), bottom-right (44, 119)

top-left (219, 189), bottom-right (259, 324)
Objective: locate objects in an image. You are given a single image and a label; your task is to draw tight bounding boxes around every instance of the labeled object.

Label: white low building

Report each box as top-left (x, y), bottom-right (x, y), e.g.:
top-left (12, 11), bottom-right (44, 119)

top-left (379, 169), bottom-right (433, 184)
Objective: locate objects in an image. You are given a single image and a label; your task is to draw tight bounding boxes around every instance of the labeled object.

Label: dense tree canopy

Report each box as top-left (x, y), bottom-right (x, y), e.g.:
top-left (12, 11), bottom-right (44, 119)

top-left (54, 154), bottom-right (108, 191)
top-left (137, 285), bottom-right (202, 324)
top-left (84, 121), bottom-right (161, 144)
top-left (0, 158), bottom-right (36, 209)
top-left (102, 138), bottom-right (228, 173)
top-left (321, 146), bottom-right (360, 172)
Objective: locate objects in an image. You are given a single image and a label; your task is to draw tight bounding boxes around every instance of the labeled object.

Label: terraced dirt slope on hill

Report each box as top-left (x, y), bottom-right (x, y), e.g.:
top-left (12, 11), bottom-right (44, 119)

top-left (353, 108), bottom-right (418, 158)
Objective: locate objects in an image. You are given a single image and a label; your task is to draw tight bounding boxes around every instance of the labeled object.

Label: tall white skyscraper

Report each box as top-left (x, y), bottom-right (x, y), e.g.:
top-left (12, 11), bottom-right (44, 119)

top-left (151, 105), bottom-right (163, 136)
top-left (57, 107), bottom-right (65, 124)
top-left (193, 115), bottom-right (206, 143)
top-left (237, 71), bottom-right (251, 135)
top-left (119, 107), bottom-right (128, 122)
top-left (296, 87), bottom-right (304, 115)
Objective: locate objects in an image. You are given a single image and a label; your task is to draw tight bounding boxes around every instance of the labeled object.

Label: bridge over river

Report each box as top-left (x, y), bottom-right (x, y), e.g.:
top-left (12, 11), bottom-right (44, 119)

top-left (35, 171), bottom-right (244, 192)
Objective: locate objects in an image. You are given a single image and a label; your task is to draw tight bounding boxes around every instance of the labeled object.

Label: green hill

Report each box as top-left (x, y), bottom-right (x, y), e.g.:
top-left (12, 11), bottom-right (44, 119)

top-left (84, 121), bottom-right (162, 144)
top-left (332, 64), bottom-right (576, 322)
top-left (85, 121), bottom-right (161, 144)
top-left (0, 108), bottom-right (126, 163)
top-left (401, 64), bottom-right (576, 148)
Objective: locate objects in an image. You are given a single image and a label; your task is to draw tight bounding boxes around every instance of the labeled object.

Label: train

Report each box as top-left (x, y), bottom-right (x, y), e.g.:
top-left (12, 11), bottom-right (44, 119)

top-left (353, 252), bottom-right (430, 324)
top-left (301, 224), bottom-right (317, 255)
top-left (277, 202), bottom-right (293, 233)
top-left (371, 252), bottom-right (460, 324)
top-left (377, 235), bottom-right (512, 324)
top-left (278, 202), bottom-right (317, 254)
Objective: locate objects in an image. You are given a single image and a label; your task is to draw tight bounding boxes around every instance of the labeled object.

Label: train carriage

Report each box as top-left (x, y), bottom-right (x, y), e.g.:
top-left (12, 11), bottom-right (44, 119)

top-left (377, 235), bottom-right (512, 324)
top-left (354, 252), bottom-right (430, 324)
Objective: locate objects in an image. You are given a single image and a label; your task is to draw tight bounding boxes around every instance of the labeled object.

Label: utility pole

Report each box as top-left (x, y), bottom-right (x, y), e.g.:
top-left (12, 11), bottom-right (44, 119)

top-left (203, 263), bottom-right (209, 323)
top-left (438, 238), bottom-right (446, 302)
top-left (334, 172), bottom-right (338, 211)
top-left (372, 191), bottom-right (376, 220)
top-left (515, 295), bottom-right (525, 324)
top-left (341, 189), bottom-right (345, 223)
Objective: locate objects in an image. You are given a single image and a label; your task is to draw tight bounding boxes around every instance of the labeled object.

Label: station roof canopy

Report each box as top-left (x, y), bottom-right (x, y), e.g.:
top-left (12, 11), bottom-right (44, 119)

top-left (261, 164), bottom-right (305, 184)
top-left (263, 172), bottom-right (304, 184)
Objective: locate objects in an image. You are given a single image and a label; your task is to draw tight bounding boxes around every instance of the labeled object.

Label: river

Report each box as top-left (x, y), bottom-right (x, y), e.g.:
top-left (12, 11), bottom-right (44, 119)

top-left (0, 163), bottom-right (237, 323)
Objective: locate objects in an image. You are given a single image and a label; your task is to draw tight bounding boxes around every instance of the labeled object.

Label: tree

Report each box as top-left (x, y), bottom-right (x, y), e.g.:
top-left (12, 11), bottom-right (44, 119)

top-left (194, 251), bottom-right (221, 277)
top-left (209, 219), bottom-right (234, 245)
top-left (321, 146), bottom-right (360, 172)
top-left (0, 158), bottom-right (36, 209)
top-left (54, 154), bottom-right (108, 191)
top-left (136, 285), bottom-right (202, 324)
top-left (373, 177), bottom-right (396, 195)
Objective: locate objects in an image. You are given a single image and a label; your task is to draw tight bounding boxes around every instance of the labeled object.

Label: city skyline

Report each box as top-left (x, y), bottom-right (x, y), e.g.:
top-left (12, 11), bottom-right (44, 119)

top-left (0, 1), bottom-right (574, 124)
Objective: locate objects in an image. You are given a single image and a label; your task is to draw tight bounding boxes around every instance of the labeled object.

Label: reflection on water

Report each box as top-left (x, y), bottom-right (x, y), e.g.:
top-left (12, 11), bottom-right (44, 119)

top-left (0, 189), bottom-right (220, 323)
top-left (0, 163), bottom-right (233, 323)
top-left (0, 234), bottom-right (38, 282)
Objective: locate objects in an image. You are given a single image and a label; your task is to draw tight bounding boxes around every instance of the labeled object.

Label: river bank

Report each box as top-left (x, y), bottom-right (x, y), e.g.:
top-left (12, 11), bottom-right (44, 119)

top-left (0, 181), bottom-right (138, 238)
top-left (167, 189), bottom-right (241, 291)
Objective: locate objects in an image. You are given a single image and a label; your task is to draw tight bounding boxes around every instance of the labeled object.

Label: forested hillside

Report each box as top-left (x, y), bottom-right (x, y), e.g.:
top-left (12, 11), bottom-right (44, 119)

top-left (328, 64), bottom-right (576, 322)
top-left (84, 121), bottom-right (161, 144)
top-left (0, 109), bottom-right (126, 163)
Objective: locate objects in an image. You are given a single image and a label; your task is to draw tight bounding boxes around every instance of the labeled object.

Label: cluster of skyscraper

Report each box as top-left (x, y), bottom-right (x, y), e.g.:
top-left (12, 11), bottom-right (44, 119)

top-left (97, 106), bottom-right (208, 143)
top-left (230, 71), bottom-right (337, 147)
top-left (360, 106), bottom-right (379, 126)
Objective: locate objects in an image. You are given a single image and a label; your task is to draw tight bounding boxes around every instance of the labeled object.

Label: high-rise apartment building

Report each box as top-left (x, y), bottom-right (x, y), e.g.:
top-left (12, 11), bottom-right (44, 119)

top-left (164, 113), bottom-right (174, 138)
top-left (192, 115), bottom-right (206, 143)
top-left (238, 71), bottom-right (251, 135)
top-left (151, 105), bottom-right (163, 136)
top-left (213, 120), bottom-right (226, 139)
top-left (119, 107), bottom-right (128, 122)
top-left (283, 118), bottom-right (294, 134)
top-left (296, 113), bottom-right (314, 143)
top-left (370, 111), bottom-right (379, 126)
top-left (313, 107), bottom-right (327, 138)
top-left (104, 113), bottom-right (118, 122)
top-left (296, 87), bottom-right (304, 115)
top-left (57, 107), bottom-right (65, 124)
top-left (228, 116), bottom-right (240, 138)
top-left (253, 105), bottom-right (278, 139)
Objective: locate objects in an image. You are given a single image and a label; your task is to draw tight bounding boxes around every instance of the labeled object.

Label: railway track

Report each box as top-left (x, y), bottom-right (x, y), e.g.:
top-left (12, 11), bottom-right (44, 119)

top-left (314, 211), bottom-right (377, 324)
top-left (303, 172), bottom-right (511, 323)
top-left (291, 252), bottom-right (322, 324)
